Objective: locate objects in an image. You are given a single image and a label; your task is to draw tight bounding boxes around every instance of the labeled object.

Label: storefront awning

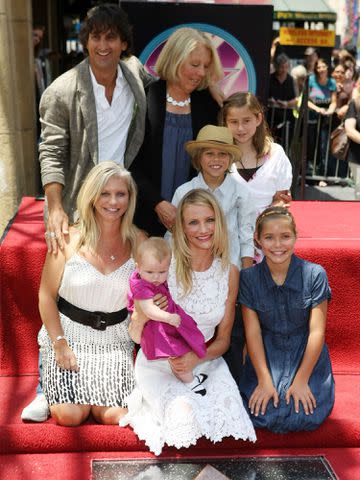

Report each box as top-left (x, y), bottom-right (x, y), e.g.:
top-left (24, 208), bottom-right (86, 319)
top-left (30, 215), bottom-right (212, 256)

top-left (273, 0), bottom-right (337, 22)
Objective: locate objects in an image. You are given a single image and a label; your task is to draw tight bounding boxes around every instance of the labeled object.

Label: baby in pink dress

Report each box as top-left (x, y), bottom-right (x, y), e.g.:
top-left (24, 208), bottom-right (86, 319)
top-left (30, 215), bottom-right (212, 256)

top-left (128, 237), bottom-right (208, 394)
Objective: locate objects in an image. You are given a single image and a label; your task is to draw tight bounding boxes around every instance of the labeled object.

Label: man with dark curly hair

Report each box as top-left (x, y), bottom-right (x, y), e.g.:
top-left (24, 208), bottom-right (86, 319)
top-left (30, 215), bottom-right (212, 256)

top-left (38, 3), bottom-right (153, 255)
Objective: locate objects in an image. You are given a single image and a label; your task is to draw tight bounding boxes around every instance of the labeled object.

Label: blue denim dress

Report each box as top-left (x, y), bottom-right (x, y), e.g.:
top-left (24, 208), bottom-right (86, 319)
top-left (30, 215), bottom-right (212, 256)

top-left (239, 255), bottom-right (335, 433)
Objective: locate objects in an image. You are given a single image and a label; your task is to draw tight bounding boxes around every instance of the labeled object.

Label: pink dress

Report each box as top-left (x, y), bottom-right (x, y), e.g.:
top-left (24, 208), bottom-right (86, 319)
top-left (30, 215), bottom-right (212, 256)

top-left (128, 271), bottom-right (206, 360)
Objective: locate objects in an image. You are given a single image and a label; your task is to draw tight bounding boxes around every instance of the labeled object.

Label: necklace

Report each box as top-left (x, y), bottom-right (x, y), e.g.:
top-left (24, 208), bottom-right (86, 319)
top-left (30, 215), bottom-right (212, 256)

top-left (239, 153), bottom-right (259, 170)
top-left (99, 252), bottom-right (117, 262)
top-left (166, 93), bottom-right (191, 107)
top-left (97, 246), bottom-right (120, 262)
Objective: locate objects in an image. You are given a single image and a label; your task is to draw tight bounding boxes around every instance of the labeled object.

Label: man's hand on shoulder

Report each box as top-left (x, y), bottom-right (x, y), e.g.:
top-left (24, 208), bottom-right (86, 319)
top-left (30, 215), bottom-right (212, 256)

top-left (44, 182), bottom-right (69, 254)
top-left (46, 207), bottom-right (69, 254)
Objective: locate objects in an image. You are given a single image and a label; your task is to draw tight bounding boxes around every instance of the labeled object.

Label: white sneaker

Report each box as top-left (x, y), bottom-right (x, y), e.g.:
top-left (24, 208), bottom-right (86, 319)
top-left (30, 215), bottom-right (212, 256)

top-left (21, 393), bottom-right (50, 422)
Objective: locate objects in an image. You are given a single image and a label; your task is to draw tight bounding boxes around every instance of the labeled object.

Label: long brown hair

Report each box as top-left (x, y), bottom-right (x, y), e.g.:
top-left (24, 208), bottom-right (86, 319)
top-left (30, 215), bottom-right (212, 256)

top-left (314, 58), bottom-right (330, 82)
top-left (219, 92), bottom-right (273, 158)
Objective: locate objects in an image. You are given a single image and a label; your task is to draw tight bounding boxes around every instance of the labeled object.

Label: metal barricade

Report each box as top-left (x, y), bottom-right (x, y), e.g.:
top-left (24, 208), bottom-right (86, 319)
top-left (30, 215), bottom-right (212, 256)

top-left (305, 111), bottom-right (351, 184)
top-left (269, 99), bottom-right (352, 189)
top-left (267, 104), bottom-right (293, 155)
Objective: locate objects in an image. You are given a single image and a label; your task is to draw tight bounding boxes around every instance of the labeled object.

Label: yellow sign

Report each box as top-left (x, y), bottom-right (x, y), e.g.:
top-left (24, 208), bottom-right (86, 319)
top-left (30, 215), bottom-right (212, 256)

top-left (275, 12), bottom-right (336, 22)
top-left (279, 27), bottom-right (335, 47)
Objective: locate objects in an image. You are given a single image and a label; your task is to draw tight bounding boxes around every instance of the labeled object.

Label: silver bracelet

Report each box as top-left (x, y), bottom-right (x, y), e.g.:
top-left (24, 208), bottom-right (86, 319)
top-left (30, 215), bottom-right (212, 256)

top-left (52, 335), bottom-right (66, 347)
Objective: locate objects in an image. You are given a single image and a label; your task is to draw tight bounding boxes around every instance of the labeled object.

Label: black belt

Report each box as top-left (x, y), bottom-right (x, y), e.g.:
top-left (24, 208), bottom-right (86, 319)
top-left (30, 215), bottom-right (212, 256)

top-left (58, 296), bottom-right (128, 331)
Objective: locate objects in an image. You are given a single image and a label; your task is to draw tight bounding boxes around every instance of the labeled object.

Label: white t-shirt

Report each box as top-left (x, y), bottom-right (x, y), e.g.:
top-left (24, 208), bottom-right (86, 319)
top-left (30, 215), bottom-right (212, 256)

top-left (90, 65), bottom-right (134, 165)
top-left (170, 172), bottom-right (255, 269)
top-left (237, 142), bottom-right (293, 217)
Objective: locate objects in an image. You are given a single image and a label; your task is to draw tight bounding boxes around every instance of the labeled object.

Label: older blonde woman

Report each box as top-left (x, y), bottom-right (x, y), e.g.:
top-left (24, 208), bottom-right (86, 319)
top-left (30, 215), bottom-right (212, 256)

top-left (131, 27), bottom-right (223, 236)
top-left (37, 162), bottom-right (145, 426)
top-left (121, 189), bottom-right (256, 455)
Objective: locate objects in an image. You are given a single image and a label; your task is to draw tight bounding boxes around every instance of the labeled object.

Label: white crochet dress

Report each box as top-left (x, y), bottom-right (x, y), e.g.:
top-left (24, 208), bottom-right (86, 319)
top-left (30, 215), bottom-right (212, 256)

top-left (38, 253), bottom-right (135, 407)
top-left (120, 258), bottom-right (256, 455)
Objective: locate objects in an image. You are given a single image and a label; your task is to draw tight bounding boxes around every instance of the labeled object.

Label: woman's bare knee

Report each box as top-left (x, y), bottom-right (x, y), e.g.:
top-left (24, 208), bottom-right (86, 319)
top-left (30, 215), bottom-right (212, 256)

top-left (92, 405), bottom-right (128, 425)
top-left (50, 403), bottom-right (90, 426)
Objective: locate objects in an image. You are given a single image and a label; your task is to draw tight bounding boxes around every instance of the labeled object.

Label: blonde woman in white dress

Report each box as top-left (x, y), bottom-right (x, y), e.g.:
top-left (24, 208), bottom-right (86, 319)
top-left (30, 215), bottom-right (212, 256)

top-left (121, 189), bottom-right (256, 454)
top-left (38, 162), bottom-right (145, 426)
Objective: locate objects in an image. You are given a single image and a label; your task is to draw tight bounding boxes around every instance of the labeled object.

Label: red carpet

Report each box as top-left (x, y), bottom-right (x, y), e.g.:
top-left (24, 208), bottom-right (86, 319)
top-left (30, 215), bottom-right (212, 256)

top-left (291, 201), bottom-right (360, 375)
top-left (1, 373), bottom-right (359, 454)
top-left (2, 198), bottom-right (359, 375)
top-left (1, 198), bottom-right (360, 478)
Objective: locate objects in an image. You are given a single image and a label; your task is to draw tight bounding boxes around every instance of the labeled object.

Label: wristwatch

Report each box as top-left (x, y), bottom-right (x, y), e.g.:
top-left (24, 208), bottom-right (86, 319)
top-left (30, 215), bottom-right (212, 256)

top-left (52, 335), bottom-right (66, 347)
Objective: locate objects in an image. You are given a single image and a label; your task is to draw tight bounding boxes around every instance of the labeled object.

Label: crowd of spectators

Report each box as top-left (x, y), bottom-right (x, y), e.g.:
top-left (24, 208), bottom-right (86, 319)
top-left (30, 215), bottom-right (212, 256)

top-left (269, 41), bottom-right (359, 187)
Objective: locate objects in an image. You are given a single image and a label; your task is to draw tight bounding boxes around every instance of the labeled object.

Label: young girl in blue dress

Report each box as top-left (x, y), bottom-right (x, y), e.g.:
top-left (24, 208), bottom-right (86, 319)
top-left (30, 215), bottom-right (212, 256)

top-left (239, 206), bottom-right (334, 433)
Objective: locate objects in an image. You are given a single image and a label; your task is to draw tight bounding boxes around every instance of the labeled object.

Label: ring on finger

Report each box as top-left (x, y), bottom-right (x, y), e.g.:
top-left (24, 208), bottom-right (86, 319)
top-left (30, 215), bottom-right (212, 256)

top-left (49, 231), bottom-right (56, 238)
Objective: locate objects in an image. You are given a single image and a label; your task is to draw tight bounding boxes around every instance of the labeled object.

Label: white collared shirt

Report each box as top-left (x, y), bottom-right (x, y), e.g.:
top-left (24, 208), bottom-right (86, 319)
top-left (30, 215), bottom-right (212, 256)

top-left (171, 171), bottom-right (256, 269)
top-left (90, 65), bottom-right (134, 164)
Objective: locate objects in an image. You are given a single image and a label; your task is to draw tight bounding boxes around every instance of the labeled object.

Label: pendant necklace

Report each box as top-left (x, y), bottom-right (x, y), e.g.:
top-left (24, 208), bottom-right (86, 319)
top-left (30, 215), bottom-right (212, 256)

top-left (166, 92), bottom-right (191, 108)
top-left (239, 154), bottom-right (258, 170)
top-left (97, 249), bottom-right (118, 262)
top-left (100, 252), bottom-right (117, 262)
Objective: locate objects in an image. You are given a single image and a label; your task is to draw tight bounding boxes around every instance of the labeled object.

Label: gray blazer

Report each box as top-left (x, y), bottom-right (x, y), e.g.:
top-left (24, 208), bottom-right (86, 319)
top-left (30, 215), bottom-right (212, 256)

top-left (39, 56), bottom-right (152, 223)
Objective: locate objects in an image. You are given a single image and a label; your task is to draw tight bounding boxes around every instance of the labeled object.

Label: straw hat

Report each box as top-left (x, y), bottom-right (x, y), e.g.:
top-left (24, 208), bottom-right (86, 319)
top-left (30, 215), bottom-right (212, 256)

top-left (185, 125), bottom-right (241, 161)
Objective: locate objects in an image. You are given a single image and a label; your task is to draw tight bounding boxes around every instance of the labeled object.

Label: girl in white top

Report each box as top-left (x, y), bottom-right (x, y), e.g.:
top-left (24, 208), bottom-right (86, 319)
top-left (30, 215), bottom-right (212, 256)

top-left (219, 92), bottom-right (293, 219)
top-left (170, 125), bottom-right (255, 270)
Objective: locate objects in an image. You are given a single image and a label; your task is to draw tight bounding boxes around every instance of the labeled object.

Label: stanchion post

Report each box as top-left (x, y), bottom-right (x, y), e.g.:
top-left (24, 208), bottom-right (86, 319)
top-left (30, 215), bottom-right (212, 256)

top-left (300, 77), bottom-right (309, 200)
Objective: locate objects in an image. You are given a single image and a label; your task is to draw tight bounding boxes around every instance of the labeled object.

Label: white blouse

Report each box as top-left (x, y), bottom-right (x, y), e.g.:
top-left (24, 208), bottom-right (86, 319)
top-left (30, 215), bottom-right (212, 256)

top-left (237, 142), bottom-right (293, 218)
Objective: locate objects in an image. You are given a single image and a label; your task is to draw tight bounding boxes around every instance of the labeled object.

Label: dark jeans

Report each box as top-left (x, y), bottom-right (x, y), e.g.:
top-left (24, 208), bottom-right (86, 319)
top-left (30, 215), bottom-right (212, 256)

top-left (327, 154), bottom-right (349, 178)
top-left (307, 120), bottom-right (329, 176)
top-left (223, 304), bottom-right (245, 385)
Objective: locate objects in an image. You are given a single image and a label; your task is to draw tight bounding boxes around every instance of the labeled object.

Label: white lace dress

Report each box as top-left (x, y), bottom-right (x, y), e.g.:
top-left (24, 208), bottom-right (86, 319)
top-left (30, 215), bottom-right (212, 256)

top-left (38, 253), bottom-right (136, 407)
top-left (120, 258), bottom-right (256, 455)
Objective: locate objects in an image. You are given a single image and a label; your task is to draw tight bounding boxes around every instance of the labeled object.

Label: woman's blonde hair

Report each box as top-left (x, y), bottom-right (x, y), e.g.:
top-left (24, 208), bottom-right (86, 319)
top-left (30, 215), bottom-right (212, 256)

top-left (172, 189), bottom-right (229, 295)
top-left (76, 161), bottom-right (138, 253)
top-left (218, 92), bottom-right (273, 158)
top-left (155, 27), bottom-right (223, 90)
